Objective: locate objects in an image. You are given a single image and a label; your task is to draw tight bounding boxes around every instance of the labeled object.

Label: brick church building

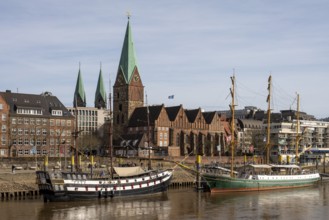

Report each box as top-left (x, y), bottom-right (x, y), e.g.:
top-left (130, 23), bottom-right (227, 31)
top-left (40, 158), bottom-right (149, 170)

top-left (112, 19), bottom-right (230, 157)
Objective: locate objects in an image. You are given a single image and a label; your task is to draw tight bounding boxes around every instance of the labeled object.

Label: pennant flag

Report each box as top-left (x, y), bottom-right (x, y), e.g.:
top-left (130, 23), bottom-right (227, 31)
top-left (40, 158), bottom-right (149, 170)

top-left (168, 95), bottom-right (174, 99)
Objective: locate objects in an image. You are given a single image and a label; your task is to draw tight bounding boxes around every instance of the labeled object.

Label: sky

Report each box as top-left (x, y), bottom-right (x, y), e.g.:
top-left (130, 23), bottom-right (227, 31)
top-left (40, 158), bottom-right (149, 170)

top-left (1, 0), bottom-right (329, 119)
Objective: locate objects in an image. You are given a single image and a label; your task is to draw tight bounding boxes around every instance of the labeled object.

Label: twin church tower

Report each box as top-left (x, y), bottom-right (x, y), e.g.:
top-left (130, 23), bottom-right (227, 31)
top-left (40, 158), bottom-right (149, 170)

top-left (73, 18), bottom-right (144, 136)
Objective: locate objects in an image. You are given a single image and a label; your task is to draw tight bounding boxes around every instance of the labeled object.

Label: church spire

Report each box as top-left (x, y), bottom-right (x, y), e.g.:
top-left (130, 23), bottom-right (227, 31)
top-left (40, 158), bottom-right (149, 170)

top-left (73, 64), bottom-right (86, 107)
top-left (118, 18), bottom-right (139, 83)
top-left (94, 63), bottom-right (107, 109)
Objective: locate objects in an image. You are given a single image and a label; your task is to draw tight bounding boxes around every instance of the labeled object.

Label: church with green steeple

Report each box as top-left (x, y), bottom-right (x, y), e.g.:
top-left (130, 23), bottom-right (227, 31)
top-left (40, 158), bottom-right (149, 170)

top-left (73, 66), bottom-right (87, 107)
top-left (113, 18), bottom-right (144, 137)
top-left (95, 66), bottom-right (107, 109)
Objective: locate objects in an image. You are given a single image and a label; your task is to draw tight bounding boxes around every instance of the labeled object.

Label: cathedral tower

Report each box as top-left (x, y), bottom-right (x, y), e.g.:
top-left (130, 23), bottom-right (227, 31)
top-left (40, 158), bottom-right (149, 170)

top-left (95, 66), bottom-right (107, 109)
top-left (73, 66), bottom-right (86, 107)
top-left (113, 18), bottom-right (144, 137)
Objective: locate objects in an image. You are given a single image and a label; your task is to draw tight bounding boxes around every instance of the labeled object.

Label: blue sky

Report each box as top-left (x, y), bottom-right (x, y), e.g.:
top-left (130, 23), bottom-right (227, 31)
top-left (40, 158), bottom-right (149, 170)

top-left (1, 0), bottom-right (329, 118)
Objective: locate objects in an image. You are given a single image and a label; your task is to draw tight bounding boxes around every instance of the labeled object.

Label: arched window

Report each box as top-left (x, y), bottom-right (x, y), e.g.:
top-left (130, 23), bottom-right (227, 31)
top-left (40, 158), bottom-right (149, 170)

top-left (116, 115), bottom-right (120, 124)
top-left (121, 114), bottom-right (125, 124)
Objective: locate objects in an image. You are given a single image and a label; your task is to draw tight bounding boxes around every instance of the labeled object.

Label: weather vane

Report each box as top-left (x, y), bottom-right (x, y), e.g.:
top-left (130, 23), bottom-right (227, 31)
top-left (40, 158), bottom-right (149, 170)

top-left (127, 11), bottom-right (131, 20)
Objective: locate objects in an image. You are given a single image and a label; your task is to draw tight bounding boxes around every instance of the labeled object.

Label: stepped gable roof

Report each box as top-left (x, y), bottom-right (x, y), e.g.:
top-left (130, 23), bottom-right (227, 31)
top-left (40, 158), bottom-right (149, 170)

top-left (202, 111), bottom-right (217, 124)
top-left (94, 67), bottom-right (107, 108)
top-left (165, 105), bottom-right (182, 121)
top-left (73, 67), bottom-right (86, 107)
top-left (118, 19), bottom-right (139, 84)
top-left (128, 104), bottom-right (164, 127)
top-left (185, 108), bottom-right (201, 123)
top-left (0, 91), bottom-right (72, 117)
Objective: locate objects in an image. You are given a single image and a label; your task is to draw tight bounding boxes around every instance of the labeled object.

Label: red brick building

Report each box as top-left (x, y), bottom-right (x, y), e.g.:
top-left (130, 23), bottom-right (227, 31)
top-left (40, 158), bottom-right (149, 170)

top-left (111, 19), bottom-right (230, 157)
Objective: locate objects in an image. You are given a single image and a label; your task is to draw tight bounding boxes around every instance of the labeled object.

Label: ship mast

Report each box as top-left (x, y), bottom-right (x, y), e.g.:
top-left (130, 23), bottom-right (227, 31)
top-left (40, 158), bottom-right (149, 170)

top-left (146, 93), bottom-right (152, 170)
top-left (230, 74), bottom-right (235, 177)
top-left (266, 75), bottom-right (272, 164)
top-left (295, 93), bottom-right (300, 164)
top-left (109, 74), bottom-right (113, 179)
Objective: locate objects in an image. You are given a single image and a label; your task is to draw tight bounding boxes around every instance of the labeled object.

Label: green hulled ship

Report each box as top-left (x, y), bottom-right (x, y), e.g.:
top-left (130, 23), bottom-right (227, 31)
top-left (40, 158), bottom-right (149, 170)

top-left (202, 75), bottom-right (320, 193)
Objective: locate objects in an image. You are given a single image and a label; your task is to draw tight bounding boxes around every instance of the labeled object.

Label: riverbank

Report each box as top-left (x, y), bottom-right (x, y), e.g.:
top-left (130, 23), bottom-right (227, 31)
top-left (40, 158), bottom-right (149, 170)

top-left (0, 164), bottom-right (195, 193)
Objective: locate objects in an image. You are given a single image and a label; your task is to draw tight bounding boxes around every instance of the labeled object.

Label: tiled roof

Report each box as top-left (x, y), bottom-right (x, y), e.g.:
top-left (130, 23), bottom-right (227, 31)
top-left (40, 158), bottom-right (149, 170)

top-left (185, 108), bottom-right (200, 123)
top-left (128, 105), bottom-right (164, 127)
top-left (0, 91), bottom-right (73, 118)
top-left (165, 105), bottom-right (182, 121)
top-left (202, 111), bottom-right (217, 124)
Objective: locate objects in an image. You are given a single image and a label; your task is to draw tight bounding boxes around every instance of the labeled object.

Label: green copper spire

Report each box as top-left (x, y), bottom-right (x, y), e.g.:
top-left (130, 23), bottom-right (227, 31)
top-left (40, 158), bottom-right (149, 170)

top-left (118, 19), bottom-right (139, 83)
top-left (95, 65), bottom-right (107, 109)
top-left (73, 66), bottom-right (86, 107)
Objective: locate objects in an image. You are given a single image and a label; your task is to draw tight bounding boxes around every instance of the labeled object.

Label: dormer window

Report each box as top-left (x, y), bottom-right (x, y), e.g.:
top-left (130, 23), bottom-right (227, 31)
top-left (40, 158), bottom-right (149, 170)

top-left (52, 110), bottom-right (63, 116)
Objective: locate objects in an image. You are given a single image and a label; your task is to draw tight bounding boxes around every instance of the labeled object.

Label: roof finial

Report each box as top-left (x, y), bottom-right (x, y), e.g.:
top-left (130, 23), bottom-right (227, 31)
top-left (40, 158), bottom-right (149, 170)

top-left (127, 11), bottom-right (131, 20)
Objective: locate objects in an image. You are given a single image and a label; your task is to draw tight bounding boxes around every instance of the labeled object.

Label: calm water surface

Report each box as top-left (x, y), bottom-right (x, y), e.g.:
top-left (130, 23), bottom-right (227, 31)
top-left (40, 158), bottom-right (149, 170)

top-left (1, 181), bottom-right (329, 220)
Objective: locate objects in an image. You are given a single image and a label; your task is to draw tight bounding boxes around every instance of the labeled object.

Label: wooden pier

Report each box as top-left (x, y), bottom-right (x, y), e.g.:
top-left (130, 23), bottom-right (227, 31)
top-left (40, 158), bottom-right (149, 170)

top-left (0, 190), bottom-right (39, 200)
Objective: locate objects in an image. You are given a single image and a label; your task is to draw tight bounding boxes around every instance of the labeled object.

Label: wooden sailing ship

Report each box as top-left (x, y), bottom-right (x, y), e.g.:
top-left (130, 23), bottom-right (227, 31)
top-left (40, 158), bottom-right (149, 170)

top-left (36, 82), bottom-right (173, 202)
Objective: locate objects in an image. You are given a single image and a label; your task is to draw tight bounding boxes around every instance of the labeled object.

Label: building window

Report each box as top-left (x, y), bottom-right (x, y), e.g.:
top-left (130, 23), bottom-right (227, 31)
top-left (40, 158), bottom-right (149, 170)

top-left (36, 119), bottom-right (41, 125)
top-left (24, 118), bottom-right (29, 124)
top-left (17, 118), bottom-right (22, 124)
top-left (2, 114), bottom-right (7, 121)
top-left (1, 125), bottom-right (6, 132)
top-left (11, 128), bottom-right (17, 135)
top-left (18, 128), bottom-right (23, 135)
top-left (0, 104), bottom-right (2, 109)
top-left (42, 139), bottom-right (47, 146)
top-left (1, 134), bottom-right (6, 145)
top-left (67, 120), bottom-right (71, 126)
top-left (52, 110), bottom-right (63, 116)
top-left (40, 119), bottom-right (46, 125)
top-left (61, 120), bottom-right (66, 126)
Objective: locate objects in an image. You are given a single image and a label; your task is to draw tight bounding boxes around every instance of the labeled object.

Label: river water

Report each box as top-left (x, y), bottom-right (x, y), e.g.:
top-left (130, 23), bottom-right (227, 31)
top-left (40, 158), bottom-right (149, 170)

top-left (1, 181), bottom-right (329, 220)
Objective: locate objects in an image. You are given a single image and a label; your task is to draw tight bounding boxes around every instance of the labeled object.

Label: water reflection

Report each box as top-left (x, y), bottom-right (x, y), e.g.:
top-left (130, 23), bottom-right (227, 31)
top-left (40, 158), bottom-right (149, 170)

top-left (1, 182), bottom-right (329, 220)
top-left (37, 192), bottom-right (170, 220)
